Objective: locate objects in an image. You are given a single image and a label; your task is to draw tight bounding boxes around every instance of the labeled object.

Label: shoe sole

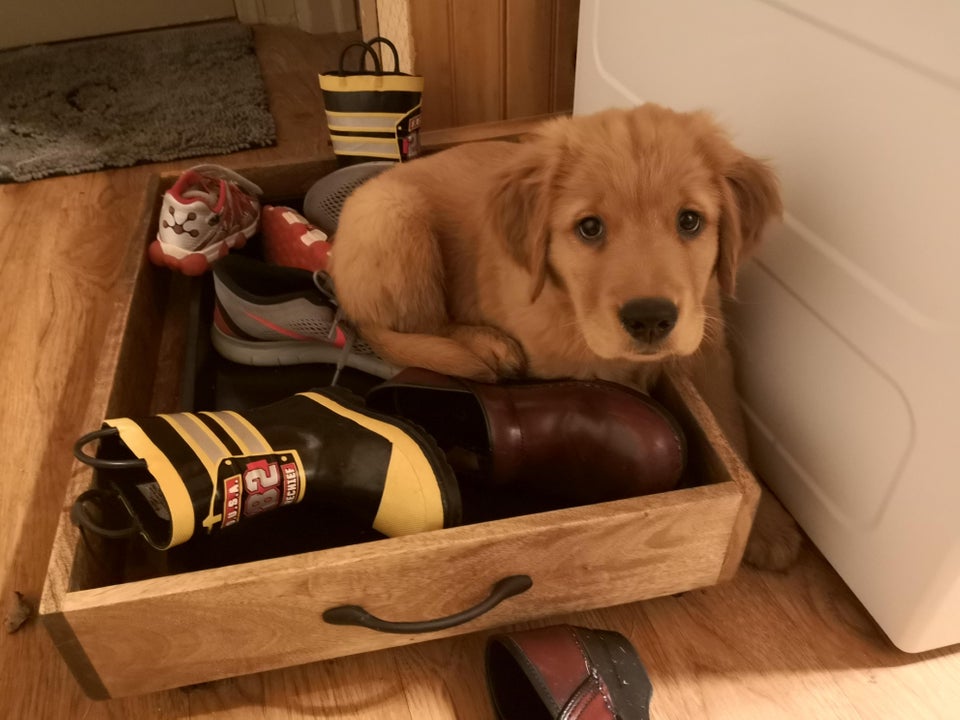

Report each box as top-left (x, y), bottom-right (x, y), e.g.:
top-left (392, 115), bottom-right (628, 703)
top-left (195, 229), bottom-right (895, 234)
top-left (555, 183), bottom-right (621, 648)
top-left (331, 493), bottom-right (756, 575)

top-left (149, 219), bottom-right (258, 276)
top-left (211, 325), bottom-right (399, 379)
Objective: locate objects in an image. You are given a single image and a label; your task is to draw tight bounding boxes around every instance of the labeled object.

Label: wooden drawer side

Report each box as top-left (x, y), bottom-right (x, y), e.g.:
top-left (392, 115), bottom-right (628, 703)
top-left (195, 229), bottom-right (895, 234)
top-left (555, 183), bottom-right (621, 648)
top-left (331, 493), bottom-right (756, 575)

top-left (659, 370), bottom-right (760, 579)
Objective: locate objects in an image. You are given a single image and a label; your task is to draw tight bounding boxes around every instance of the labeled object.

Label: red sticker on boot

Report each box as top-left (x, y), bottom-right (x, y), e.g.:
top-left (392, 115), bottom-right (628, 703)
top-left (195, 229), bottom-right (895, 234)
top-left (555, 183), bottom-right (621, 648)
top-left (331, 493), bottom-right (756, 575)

top-left (215, 452), bottom-right (305, 529)
top-left (221, 475), bottom-right (242, 528)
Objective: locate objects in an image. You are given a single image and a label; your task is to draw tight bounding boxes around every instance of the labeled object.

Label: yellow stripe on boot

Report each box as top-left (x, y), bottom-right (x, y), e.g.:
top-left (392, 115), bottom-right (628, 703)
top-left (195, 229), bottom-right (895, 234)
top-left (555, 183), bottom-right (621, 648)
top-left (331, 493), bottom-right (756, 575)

top-left (102, 417), bottom-right (195, 549)
top-left (298, 391), bottom-right (446, 536)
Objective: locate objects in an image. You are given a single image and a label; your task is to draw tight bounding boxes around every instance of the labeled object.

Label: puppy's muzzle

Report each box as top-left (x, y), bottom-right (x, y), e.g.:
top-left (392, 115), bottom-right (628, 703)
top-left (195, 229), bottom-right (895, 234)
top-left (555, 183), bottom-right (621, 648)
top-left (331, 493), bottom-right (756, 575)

top-left (619, 297), bottom-right (678, 346)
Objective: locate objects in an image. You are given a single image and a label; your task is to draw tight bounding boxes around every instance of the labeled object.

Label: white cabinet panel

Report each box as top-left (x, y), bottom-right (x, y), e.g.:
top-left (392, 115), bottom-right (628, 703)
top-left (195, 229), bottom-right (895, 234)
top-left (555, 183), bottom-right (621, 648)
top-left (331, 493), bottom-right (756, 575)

top-left (575, 0), bottom-right (960, 652)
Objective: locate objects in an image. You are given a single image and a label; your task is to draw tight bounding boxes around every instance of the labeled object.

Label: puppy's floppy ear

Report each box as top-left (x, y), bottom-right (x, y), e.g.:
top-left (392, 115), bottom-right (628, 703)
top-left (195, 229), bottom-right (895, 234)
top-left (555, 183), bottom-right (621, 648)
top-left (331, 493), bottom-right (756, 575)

top-left (717, 153), bottom-right (782, 296)
top-left (488, 138), bottom-right (558, 302)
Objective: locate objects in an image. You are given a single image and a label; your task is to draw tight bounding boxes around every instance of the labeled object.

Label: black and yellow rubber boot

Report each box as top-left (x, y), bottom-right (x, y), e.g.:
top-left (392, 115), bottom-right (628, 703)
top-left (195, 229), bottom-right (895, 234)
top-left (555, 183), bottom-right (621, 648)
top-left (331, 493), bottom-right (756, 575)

top-left (73, 388), bottom-right (460, 550)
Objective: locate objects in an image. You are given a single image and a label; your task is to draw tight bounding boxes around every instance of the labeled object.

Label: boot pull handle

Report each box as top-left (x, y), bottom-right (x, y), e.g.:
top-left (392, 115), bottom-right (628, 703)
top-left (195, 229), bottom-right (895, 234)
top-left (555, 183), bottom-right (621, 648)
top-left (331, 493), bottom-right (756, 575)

top-left (74, 427), bottom-right (147, 470)
top-left (322, 574), bottom-right (532, 634)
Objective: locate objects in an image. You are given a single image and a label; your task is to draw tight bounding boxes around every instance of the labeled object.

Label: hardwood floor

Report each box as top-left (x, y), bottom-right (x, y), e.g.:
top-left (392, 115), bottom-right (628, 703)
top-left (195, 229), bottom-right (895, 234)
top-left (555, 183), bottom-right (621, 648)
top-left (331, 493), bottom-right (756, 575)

top-left (1, 24), bottom-right (958, 720)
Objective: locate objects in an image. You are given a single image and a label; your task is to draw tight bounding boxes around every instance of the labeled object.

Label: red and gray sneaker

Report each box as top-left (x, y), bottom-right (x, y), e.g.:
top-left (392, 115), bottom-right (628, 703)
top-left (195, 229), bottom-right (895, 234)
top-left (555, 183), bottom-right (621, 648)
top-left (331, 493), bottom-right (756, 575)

top-left (149, 164), bottom-right (262, 276)
top-left (212, 254), bottom-right (396, 379)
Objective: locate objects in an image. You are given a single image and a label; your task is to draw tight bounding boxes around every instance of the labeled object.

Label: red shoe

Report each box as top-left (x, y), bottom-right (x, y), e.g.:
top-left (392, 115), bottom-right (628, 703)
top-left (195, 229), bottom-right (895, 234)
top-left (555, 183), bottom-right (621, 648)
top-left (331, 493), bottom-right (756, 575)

top-left (261, 205), bottom-right (332, 273)
top-left (148, 164), bottom-right (262, 276)
top-left (486, 625), bottom-right (653, 719)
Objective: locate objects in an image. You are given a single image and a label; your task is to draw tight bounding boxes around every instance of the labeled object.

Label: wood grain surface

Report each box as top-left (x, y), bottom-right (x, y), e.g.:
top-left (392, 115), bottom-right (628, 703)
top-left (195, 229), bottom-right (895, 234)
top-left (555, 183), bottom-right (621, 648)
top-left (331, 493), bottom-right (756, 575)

top-left (409, 0), bottom-right (581, 130)
top-left (2, 24), bottom-right (959, 720)
top-left (38, 139), bottom-right (753, 699)
top-left (57, 484), bottom-right (740, 697)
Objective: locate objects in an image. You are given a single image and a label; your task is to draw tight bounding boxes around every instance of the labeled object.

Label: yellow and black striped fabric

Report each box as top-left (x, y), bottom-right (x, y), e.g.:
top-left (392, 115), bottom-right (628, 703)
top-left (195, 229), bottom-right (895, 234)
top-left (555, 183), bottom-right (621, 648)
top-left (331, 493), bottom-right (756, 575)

top-left (99, 390), bottom-right (459, 550)
top-left (319, 38), bottom-right (423, 165)
top-left (319, 75), bottom-right (423, 164)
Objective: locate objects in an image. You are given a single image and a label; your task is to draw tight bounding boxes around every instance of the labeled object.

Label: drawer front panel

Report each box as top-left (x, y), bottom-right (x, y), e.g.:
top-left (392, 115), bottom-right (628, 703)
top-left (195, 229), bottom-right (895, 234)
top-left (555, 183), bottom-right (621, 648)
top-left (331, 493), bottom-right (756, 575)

top-left (58, 484), bottom-right (740, 697)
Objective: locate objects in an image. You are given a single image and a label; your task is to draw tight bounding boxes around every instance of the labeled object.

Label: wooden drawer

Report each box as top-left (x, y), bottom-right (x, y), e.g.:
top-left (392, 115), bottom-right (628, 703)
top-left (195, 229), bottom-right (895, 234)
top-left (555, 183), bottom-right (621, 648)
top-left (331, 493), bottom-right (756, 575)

top-left (40, 121), bottom-right (760, 699)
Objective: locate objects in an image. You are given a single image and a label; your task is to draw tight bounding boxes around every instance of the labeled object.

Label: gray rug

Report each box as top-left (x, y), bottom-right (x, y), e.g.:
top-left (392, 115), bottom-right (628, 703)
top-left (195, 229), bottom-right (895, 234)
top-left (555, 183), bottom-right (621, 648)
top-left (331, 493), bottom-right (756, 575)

top-left (0, 21), bottom-right (276, 183)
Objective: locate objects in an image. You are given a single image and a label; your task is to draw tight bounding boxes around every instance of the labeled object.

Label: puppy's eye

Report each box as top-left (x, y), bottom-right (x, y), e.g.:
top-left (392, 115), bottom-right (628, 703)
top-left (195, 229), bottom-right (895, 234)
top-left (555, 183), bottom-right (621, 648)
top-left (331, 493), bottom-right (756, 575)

top-left (677, 210), bottom-right (703, 237)
top-left (576, 216), bottom-right (604, 242)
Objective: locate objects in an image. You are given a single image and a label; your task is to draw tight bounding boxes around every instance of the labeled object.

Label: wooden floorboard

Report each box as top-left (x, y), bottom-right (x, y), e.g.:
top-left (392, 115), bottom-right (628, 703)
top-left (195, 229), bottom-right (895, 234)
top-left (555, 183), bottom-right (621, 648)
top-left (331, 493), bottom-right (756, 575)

top-left (1, 23), bottom-right (958, 720)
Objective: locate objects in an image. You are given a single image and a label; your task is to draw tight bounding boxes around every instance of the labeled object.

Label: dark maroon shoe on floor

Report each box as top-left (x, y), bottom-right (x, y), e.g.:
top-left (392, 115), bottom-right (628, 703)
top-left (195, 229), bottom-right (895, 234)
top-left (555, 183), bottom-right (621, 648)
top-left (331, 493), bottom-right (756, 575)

top-left (365, 368), bottom-right (685, 506)
top-left (486, 625), bottom-right (653, 720)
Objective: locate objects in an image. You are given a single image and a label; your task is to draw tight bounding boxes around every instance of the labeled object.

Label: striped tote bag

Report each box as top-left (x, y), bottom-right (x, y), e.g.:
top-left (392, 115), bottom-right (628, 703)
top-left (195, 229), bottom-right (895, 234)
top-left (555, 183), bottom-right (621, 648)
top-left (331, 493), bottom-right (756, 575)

top-left (319, 38), bottom-right (424, 166)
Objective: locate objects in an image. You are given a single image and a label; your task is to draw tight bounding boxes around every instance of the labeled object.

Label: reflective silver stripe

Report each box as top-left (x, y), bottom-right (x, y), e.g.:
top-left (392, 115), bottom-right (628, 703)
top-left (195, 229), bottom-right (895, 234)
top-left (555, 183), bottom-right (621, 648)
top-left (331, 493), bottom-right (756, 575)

top-left (160, 412), bottom-right (234, 530)
top-left (326, 114), bottom-right (400, 130)
top-left (165, 413), bottom-right (229, 465)
top-left (331, 138), bottom-right (399, 158)
top-left (205, 410), bottom-right (271, 455)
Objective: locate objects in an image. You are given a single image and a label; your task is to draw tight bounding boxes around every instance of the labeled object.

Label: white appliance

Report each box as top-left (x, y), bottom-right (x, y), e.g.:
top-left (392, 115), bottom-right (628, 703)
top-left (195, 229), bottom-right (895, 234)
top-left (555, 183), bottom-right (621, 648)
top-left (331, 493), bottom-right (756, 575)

top-left (573, 0), bottom-right (960, 652)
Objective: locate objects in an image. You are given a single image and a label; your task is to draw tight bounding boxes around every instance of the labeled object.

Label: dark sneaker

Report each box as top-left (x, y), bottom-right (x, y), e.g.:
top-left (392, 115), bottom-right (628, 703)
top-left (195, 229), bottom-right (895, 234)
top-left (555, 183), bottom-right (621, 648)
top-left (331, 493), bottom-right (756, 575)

top-left (211, 254), bottom-right (396, 379)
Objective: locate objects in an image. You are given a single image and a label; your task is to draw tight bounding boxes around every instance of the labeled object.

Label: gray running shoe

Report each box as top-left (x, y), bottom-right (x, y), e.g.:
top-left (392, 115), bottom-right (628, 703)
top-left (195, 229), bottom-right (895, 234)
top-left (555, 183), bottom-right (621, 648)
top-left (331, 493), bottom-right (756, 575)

top-left (211, 254), bottom-right (396, 379)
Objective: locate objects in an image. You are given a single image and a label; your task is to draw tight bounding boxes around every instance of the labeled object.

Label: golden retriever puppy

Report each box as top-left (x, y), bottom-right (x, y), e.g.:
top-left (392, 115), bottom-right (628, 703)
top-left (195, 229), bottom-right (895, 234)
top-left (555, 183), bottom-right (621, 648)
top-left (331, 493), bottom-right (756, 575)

top-left (330, 104), bottom-right (800, 569)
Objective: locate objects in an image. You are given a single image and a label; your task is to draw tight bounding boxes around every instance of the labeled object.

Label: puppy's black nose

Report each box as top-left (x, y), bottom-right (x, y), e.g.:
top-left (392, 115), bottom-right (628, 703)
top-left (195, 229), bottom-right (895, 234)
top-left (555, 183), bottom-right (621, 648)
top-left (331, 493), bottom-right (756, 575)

top-left (619, 298), bottom-right (678, 344)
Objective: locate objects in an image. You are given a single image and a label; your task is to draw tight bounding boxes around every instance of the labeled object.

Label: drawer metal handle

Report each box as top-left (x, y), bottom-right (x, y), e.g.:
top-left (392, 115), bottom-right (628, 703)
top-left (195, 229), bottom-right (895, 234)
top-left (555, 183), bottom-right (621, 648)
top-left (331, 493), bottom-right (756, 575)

top-left (322, 574), bottom-right (533, 634)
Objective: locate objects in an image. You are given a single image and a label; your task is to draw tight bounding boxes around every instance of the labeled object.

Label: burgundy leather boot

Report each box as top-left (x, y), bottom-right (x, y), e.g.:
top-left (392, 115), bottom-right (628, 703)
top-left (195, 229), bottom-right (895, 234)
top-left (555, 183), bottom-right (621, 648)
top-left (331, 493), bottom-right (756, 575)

top-left (366, 368), bottom-right (685, 506)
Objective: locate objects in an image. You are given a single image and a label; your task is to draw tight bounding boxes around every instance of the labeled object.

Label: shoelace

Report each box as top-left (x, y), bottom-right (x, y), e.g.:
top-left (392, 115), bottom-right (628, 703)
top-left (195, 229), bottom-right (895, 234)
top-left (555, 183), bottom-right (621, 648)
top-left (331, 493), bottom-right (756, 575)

top-left (179, 165), bottom-right (260, 243)
top-left (330, 308), bottom-right (355, 387)
top-left (186, 163), bottom-right (264, 197)
top-left (313, 270), bottom-right (357, 387)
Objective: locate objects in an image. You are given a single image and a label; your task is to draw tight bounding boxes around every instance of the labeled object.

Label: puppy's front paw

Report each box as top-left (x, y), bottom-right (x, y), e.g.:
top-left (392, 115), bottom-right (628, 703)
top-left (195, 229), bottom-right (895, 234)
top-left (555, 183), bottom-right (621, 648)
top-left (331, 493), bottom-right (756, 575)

top-left (450, 325), bottom-right (527, 379)
top-left (743, 490), bottom-right (802, 571)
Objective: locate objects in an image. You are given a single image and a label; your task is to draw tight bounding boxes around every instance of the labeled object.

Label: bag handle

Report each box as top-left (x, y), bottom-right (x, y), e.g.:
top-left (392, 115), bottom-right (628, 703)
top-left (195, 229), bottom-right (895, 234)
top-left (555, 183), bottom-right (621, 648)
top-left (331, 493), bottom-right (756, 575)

top-left (337, 41), bottom-right (382, 74)
top-left (365, 36), bottom-right (401, 73)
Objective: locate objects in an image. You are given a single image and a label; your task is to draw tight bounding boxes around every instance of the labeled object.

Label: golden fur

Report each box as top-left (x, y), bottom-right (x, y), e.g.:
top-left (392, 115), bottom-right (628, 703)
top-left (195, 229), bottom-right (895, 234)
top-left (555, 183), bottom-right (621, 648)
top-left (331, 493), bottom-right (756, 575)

top-left (330, 104), bottom-right (800, 569)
